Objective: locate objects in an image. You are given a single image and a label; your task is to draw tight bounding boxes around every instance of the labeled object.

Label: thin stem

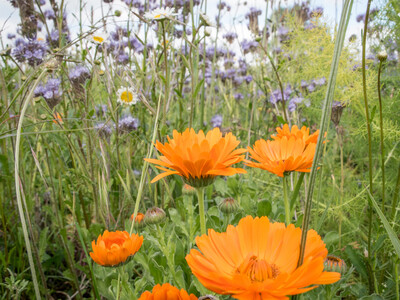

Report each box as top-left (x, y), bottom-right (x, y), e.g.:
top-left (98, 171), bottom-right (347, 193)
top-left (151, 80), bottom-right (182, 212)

top-left (289, 172), bottom-right (305, 215)
top-left (361, 0), bottom-right (375, 293)
top-left (377, 61), bottom-right (385, 211)
top-left (395, 262), bottom-right (399, 300)
top-left (197, 187), bottom-right (206, 235)
top-left (283, 176), bottom-right (290, 225)
top-left (129, 94), bottom-right (162, 235)
top-left (161, 21), bottom-right (169, 126)
top-left (390, 163), bottom-right (400, 222)
top-left (296, 0), bottom-right (353, 272)
top-left (14, 69), bottom-right (48, 300)
top-left (116, 268), bottom-right (121, 300)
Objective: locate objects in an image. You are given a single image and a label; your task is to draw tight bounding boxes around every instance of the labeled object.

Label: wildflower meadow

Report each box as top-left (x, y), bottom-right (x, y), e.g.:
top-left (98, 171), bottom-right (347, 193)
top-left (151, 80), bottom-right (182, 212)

top-left (1, 0), bottom-right (400, 299)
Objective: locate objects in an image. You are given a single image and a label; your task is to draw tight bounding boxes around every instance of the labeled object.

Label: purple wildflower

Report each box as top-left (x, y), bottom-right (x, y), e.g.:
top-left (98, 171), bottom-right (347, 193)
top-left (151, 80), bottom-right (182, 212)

top-left (118, 115), bottom-right (139, 133)
top-left (34, 78), bottom-right (62, 109)
top-left (13, 38), bottom-right (47, 66)
top-left (210, 114), bottom-right (222, 128)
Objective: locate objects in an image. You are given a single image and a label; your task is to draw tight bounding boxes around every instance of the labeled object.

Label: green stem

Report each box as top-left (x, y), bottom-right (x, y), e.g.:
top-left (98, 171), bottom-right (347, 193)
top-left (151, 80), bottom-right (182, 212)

top-left (14, 69), bottom-right (48, 300)
top-left (361, 0), bottom-right (375, 294)
top-left (116, 268), bottom-right (122, 300)
top-left (197, 187), bottom-right (206, 235)
top-left (377, 61), bottom-right (385, 211)
top-left (296, 0), bottom-right (353, 272)
top-left (289, 173), bottom-right (305, 215)
top-left (283, 176), bottom-right (290, 225)
top-left (391, 163), bottom-right (400, 222)
top-left (129, 94), bottom-right (162, 235)
top-left (161, 21), bottom-right (169, 126)
top-left (395, 262), bottom-right (399, 300)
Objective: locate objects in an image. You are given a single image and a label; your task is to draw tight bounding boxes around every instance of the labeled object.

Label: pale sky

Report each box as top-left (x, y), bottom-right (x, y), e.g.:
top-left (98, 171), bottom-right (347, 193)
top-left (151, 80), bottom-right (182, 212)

top-left (0, 0), bottom-right (377, 49)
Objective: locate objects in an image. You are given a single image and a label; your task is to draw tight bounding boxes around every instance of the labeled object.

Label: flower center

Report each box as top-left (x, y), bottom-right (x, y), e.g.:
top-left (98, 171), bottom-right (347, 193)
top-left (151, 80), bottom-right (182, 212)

top-left (121, 91), bottom-right (133, 103)
top-left (93, 36), bottom-right (104, 43)
top-left (237, 255), bottom-right (279, 282)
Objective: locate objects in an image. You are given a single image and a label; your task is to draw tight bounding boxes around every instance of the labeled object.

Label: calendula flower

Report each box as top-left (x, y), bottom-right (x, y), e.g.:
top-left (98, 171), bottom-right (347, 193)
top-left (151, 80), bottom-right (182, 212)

top-left (186, 216), bottom-right (340, 300)
top-left (87, 32), bottom-right (108, 44)
top-left (130, 212), bottom-right (146, 229)
top-left (144, 7), bottom-right (177, 21)
top-left (116, 87), bottom-right (139, 106)
top-left (246, 125), bottom-right (319, 177)
top-left (271, 124), bottom-right (319, 145)
top-left (138, 283), bottom-right (198, 300)
top-left (145, 128), bottom-right (246, 187)
top-left (90, 230), bottom-right (143, 267)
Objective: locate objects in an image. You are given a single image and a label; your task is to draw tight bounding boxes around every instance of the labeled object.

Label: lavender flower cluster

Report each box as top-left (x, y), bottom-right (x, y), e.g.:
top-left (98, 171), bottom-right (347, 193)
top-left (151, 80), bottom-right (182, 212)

top-left (34, 78), bottom-right (62, 109)
top-left (12, 38), bottom-right (47, 66)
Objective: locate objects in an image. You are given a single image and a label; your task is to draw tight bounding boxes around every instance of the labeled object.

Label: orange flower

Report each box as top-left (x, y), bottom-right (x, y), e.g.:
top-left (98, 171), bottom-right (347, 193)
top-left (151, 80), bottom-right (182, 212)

top-left (246, 125), bottom-right (319, 177)
top-left (130, 212), bottom-right (145, 223)
top-left (53, 112), bottom-right (63, 124)
top-left (272, 124), bottom-right (319, 145)
top-left (138, 283), bottom-right (198, 300)
top-left (186, 216), bottom-right (340, 300)
top-left (145, 128), bottom-right (246, 187)
top-left (90, 230), bottom-right (143, 267)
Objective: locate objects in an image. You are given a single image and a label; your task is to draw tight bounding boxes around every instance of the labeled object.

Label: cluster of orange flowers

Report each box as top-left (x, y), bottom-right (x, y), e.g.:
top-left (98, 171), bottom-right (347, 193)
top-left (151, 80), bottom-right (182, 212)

top-left (88, 125), bottom-right (342, 299)
top-left (146, 125), bottom-right (321, 184)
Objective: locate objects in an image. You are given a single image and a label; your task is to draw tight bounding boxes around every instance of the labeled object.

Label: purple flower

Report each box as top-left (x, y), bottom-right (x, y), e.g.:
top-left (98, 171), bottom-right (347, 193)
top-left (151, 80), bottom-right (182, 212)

top-left (310, 6), bottom-right (323, 17)
top-left (245, 75), bottom-right (253, 83)
top-left (210, 114), bottom-right (222, 128)
top-left (234, 93), bottom-right (244, 101)
top-left (314, 77), bottom-right (326, 86)
top-left (44, 9), bottom-right (56, 20)
top-left (34, 78), bottom-right (62, 109)
top-left (241, 39), bottom-right (258, 54)
top-left (96, 123), bottom-right (113, 139)
top-left (356, 14), bottom-right (365, 23)
top-left (118, 115), bottom-right (139, 133)
top-left (300, 80), bottom-right (308, 89)
top-left (7, 33), bottom-right (16, 39)
top-left (69, 66), bottom-right (91, 84)
top-left (223, 32), bottom-right (238, 43)
top-left (12, 38), bottom-right (47, 66)
top-left (277, 26), bottom-right (289, 36)
top-left (307, 82), bottom-right (316, 93)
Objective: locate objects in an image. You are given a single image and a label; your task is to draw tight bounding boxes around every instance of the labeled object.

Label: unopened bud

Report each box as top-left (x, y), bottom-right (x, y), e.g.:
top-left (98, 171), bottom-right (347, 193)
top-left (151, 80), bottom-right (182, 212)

top-left (182, 183), bottom-right (196, 195)
top-left (377, 50), bottom-right (387, 62)
top-left (145, 207), bottom-right (166, 225)
top-left (324, 255), bottom-right (347, 274)
top-left (114, 10), bottom-right (121, 17)
top-left (130, 212), bottom-right (146, 229)
top-left (199, 296), bottom-right (218, 300)
top-left (94, 60), bottom-right (101, 65)
top-left (219, 197), bottom-right (239, 214)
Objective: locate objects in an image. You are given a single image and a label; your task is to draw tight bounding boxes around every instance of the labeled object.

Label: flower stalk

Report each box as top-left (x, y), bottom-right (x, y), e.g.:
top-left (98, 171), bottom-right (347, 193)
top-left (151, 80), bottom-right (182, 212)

top-left (283, 175), bottom-right (290, 225)
top-left (197, 187), bottom-right (206, 235)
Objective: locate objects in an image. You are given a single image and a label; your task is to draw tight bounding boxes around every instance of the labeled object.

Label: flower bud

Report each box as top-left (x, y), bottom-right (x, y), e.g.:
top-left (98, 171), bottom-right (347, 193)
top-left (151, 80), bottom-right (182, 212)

top-left (219, 197), bottom-right (239, 214)
top-left (377, 50), bottom-right (387, 62)
top-left (182, 183), bottom-right (196, 195)
top-left (145, 207), bottom-right (166, 225)
top-left (199, 296), bottom-right (218, 300)
top-left (130, 212), bottom-right (146, 229)
top-left (324, 255), bottom-right (347, 274)
top-left (114, 10), bottom-right (121, 17)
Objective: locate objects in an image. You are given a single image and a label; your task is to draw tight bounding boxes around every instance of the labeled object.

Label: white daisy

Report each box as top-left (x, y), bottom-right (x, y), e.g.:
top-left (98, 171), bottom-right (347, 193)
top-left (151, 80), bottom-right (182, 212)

top-left (88, 32), bottom-right (108, 44)
top-left (144, 7), bottom-right (177, 21)
top-left (116, 87), bottom-right (139, 106)
top-left (200, 13), bottom-right (215, 27)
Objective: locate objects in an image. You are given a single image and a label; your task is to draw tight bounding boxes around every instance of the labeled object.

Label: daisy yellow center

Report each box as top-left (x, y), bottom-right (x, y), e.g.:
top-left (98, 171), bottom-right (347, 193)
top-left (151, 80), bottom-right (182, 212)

top-left (93, 36), bottom-right (104, 43)
top-left (120, 91), bottom-right (133, 103)
top-left (237, 256), bottom-right (279, 282)
top-left (154, 14), bottom-right (162, 19)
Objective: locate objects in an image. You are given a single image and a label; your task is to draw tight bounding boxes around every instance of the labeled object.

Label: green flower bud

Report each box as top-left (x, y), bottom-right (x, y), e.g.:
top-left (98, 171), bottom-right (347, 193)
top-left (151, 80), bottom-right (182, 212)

top-left (377, 50), bottom-right (387, 62)
top-left (324, 255), bottom-right (347, 274)
top-left (145, 207), bottom-right (166, 225)
top-left (114, 10), bottom-right (121, 17)
top-left (219, 197), bottom-right (239, 214)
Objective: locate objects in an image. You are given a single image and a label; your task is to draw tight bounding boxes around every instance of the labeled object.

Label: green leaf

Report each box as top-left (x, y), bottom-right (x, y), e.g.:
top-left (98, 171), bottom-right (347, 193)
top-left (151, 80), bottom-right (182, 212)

top-left (366, 189), bottom-right (400, 258)
top-left (257, 200), bottom-right (272, 217)
top-left (276, 115), bottom-right (287, 125)
top-left (345, 246), bottom-right (368, 279)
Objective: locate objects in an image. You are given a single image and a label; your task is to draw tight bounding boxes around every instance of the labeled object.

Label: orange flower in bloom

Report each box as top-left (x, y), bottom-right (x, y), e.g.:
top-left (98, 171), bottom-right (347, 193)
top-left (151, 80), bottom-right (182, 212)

top-left (138, 283), bottom-right (198, 300)
top-left (90, 230), bottom-right (143, 267)
top-left (271, 124), bottom-right (319, 145)
top-left (186, 216), bottom-right (340, 300)
top-left (246, 125), bottom-right (320, 177)
top-left (145, 128), bottom-right (246, 187)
